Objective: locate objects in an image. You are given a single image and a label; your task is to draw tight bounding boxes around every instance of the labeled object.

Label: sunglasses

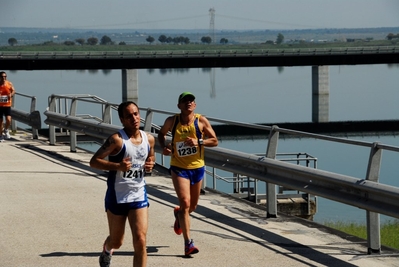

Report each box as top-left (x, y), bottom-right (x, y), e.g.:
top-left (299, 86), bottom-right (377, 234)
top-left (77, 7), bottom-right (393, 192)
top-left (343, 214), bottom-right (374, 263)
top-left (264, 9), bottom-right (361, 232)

top-left (179, 97), bottom-right (195, 103)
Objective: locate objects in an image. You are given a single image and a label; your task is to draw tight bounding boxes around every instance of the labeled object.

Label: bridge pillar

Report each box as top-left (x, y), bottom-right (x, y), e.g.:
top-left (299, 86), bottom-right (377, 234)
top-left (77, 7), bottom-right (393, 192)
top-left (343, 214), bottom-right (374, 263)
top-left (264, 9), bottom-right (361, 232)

top-left (312, 66), bottom-right (329, 122)
top-left (122, 69), bottom-right (139, 104)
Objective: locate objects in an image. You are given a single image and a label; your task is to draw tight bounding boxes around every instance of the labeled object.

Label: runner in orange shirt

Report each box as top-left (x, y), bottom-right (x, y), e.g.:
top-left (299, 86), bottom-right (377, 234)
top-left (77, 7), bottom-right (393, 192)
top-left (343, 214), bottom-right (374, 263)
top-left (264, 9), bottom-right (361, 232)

top-left (0, 71), bottom-right (16, 140)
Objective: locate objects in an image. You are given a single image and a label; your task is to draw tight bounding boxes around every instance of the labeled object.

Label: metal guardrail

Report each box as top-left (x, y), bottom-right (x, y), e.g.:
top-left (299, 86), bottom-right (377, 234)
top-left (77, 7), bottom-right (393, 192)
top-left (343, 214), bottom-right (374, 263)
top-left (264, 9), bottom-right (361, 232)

top-left (43, 94), bottom-right (399, 254)
top-left (11, 92), bottom-right (41, 139)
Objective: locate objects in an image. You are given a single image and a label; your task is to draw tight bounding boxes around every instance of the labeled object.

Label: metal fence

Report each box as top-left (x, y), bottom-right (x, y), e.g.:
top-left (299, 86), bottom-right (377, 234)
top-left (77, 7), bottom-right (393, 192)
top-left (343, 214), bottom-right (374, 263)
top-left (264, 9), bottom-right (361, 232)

top-left (40, 94), bottom-right (399, 255)
top-left (10, 92), bottom-right (41, 139)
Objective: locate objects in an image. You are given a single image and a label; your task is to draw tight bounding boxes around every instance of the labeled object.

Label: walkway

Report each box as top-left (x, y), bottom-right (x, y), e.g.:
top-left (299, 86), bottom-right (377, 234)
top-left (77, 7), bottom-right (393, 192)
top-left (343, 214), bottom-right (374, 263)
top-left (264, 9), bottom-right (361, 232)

top-left (1, 130), bottom-right (398, 267)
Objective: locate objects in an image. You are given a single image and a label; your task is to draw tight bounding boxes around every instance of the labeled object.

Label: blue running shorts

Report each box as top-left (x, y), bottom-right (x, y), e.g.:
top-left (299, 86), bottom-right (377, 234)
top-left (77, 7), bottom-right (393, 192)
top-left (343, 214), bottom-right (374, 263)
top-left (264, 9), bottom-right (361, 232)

top-left (105, 199), bottom-right (149, 216)
top-left (170, 166), bottom-right (205, 185)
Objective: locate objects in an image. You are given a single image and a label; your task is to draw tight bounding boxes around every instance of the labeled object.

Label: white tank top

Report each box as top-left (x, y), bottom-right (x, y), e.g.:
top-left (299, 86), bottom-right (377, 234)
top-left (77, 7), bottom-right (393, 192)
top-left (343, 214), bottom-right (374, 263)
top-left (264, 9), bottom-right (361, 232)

top-left (111, 129), bottom-right (149, 203)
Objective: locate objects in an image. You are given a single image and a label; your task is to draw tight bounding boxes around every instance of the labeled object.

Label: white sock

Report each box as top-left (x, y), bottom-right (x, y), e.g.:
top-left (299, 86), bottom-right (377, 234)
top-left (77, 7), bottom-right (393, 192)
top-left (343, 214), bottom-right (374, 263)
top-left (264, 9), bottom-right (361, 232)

top-left (104, 245), bottom-right (112, 254)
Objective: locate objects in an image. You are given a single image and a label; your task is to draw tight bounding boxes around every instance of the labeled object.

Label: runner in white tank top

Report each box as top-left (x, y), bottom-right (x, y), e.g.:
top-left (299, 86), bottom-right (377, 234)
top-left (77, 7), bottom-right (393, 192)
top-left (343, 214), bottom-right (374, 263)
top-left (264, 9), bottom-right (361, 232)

top-left (90, 101), bottom-right (155, 267)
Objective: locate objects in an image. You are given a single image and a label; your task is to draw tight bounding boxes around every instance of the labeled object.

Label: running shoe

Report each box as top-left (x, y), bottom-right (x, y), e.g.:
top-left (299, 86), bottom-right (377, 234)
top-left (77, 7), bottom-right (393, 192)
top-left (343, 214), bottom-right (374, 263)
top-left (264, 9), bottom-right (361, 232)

top-left (174, 206), bottom-right (182, 235)
top-left (99, 243), bottom-right (112, 267)
top-left (185, 239), bottom-right (199, 256)
top-left (3, 129), bottom-right (10, 139)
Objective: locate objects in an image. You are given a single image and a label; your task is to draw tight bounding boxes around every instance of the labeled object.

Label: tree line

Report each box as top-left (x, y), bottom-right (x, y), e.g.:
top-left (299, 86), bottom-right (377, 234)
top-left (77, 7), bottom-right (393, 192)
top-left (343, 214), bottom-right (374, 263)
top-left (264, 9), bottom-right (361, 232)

top-left (6, 32), bottom-right (286, 46)
top-left (6, 34), bottom-right (231, 46)
top-left (387, 33), bottom-right (399, 40)
top-left (5, 33), bottom-right (284, 46)
top-left (8, 31), bottom-right (393, 47)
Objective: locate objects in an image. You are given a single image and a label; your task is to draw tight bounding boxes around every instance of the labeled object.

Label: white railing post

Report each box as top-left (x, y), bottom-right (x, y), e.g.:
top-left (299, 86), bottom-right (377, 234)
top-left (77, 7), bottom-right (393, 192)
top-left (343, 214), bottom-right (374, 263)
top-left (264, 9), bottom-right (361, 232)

top-left (366, 142), bottom-right (382, 254)
top-left (48, 95), bottom-right (57, 145)
top-left (69, 98), bottom-right (78, 152)
top-left (265, 125), bottom-right (279, 218)
top-left (143, 108), bottom-right (153, 132)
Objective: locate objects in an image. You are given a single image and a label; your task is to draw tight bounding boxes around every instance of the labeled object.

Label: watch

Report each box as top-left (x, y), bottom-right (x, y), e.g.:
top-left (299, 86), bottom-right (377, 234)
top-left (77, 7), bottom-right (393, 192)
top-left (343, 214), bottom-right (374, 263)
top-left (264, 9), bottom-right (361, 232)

top-left (198, 139), bottom-right (204, 145)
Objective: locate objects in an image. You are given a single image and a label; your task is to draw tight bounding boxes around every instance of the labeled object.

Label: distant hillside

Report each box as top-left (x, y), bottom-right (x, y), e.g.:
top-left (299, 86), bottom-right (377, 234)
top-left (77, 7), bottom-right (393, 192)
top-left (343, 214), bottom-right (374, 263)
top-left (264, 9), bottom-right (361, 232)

top-left (0, 27), bottom-right (398, 46)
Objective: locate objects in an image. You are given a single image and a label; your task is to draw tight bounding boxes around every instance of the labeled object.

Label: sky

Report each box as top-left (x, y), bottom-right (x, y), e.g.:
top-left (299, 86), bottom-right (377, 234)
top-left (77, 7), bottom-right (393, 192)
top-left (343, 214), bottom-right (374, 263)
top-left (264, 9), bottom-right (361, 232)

top-left (1, 0), bottom-right (398, 31)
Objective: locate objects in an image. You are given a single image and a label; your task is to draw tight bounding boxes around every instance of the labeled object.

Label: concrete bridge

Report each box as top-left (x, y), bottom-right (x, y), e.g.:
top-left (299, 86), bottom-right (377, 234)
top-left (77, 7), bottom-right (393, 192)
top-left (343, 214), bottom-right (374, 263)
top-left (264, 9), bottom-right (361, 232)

top-left (2, 47), bottom-right (399, 70)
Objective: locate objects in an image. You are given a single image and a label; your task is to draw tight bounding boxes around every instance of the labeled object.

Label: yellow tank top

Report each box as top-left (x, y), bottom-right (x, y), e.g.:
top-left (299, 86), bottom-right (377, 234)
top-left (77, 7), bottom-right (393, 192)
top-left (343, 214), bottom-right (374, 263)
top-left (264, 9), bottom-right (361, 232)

top-left (170, 114), bottom-right (204, 169)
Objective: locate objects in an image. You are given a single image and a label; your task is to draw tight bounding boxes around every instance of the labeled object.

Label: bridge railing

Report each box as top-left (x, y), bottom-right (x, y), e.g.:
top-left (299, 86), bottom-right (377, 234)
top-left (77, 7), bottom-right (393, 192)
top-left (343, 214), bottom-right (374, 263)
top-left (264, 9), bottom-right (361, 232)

top-left (1, 46), bottom-right (398, 60)
top-left (10, 92), bottom-right (41, 139)
top-left (43, 94), bottom-right (399, 255)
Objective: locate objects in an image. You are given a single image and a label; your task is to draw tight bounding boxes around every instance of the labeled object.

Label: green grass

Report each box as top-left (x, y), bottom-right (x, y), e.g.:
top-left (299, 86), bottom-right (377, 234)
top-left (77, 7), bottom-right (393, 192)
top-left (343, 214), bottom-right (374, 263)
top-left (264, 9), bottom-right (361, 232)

top-left (323, 220), bottom-right (399, 250)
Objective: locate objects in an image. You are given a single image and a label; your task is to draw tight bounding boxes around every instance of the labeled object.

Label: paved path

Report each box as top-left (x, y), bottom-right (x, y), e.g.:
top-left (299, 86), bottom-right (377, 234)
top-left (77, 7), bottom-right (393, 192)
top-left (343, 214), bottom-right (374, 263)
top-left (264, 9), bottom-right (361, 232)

top-left (1, 130), bottom-right (398, 267)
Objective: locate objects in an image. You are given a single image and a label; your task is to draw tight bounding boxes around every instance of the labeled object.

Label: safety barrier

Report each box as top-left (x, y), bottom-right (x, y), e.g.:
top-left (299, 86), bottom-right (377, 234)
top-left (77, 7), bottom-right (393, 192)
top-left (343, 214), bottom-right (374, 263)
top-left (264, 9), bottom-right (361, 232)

top-left (11, 92), bottom-right (41, 139)
top-left (43, 94), bottom-right (399, 254)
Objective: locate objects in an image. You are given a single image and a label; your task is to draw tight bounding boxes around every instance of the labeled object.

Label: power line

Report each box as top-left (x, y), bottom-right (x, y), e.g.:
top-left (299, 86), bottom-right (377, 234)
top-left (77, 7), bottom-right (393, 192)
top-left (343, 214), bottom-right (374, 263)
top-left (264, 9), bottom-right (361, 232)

top-left (70, 12), bottom-right (317, 30)
top-left (217, 14), bottom-right (318, 29)
top-left (73, 15), bottom-right (208, 29)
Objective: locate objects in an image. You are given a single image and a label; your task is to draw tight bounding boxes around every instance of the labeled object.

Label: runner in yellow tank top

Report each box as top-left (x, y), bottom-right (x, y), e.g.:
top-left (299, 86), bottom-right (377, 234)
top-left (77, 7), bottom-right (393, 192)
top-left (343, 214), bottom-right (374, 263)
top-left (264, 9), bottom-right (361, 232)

top-left (170, 113), bottom-right (204, 169)
top-left (158, 92), bottom-right (218, 256)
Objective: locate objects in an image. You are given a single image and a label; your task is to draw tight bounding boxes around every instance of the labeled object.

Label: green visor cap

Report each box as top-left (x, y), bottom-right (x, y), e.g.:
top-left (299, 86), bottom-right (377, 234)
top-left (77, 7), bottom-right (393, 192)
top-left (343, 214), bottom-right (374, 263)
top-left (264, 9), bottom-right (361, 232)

top-left (178, 92), bottom-right (195, 103)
